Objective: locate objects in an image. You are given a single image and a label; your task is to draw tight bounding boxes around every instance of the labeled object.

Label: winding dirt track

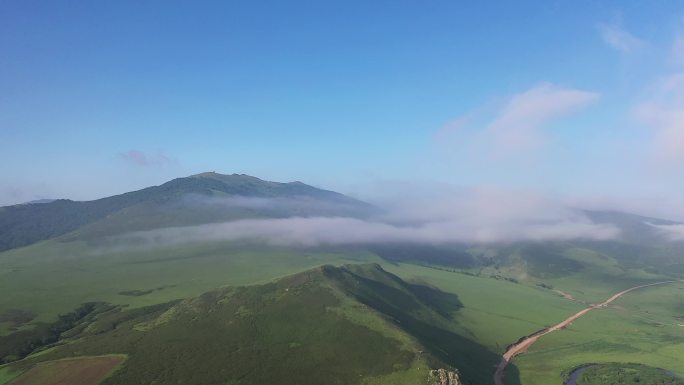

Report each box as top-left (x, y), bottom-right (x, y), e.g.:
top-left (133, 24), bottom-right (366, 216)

top-left (493, 280), bottom-right (684, 385)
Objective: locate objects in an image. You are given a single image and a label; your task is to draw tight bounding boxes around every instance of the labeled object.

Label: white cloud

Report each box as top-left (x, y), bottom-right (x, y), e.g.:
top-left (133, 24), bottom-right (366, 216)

top-left (437, 83), bottom-right (599, 156)
top-left (634, 70), bottom-right (684, 166)
top-left (636, 103), bottom-right (684, 164)
top-left (598, 22), bottom-right (644, 53)
top-left (568, 195), bottom-right (684, 222)
top-left (112, 215), bottom-right (618, 249)
top-left (106, 187), bottom-right (619, 250)
top-left (485, 83), bottom-right (599, 152)
top-left (646, 222), bottom-right (684, 241)
top-left (118, 150), bottom-right (177, 167)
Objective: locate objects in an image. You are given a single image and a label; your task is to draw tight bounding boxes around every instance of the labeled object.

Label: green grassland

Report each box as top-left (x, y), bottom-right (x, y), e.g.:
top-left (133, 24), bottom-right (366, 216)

top-left (0, 239), bottom-right (376, 335)
top-left (380, 263), bottom-right (585, 353)
top-left (5, 240), bottom-right (664, 385)
top-left (0, 367), bottom-right (19, 385)
top-left (380, 255), bottom-right (683, 385)
top-left (3, 173), bottom-right (684, 385)
top-left (512, 281), bottom-right (684, 385)
top-left (577, 363), bottom-right (684, 385)
top-left (0, 264), bottom-right (492, 385)
top-left (477, 244), bottom-right (674, 303)
top-left (2, 228), bottom-right (682, 385)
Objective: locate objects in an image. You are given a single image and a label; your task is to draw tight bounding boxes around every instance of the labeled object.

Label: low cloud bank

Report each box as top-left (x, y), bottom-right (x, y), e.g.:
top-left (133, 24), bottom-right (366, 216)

top-left (116, 215), bottom-right (618, 249)
top-left (646, 222), bottom-right (684, 241)
top-left (109, 188), bottom-right (620, 250)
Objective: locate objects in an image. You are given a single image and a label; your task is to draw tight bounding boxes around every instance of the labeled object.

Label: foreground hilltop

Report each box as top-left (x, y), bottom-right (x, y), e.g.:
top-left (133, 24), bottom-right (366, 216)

top-left (1, 264), bottom-right (483, 385)
top-left (0, 172), bottom-right (374, 252)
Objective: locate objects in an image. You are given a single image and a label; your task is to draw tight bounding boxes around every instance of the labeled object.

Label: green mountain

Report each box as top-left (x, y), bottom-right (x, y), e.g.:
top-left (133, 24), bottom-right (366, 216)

top-left (0, 172), bottom-right (374, 252)
top-left (2, 264), bottom-right (491, 385)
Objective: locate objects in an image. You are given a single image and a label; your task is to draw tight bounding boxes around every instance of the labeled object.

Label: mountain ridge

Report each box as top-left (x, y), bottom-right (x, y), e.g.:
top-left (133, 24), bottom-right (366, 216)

top-left (0, 172), bottom-right (374, 252)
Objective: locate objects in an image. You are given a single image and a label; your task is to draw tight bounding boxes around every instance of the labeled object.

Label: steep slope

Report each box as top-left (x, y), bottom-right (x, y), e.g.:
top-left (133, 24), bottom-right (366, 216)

top-left (0, 264), bottom-right (492, 385)
top-left (0, 173), bottom-right (374, 252)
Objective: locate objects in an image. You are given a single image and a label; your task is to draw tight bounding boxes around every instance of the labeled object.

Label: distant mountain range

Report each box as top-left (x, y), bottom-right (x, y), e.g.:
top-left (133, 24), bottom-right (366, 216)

top-left (1, 172), bottom-right (682, 273)
top-left (0, 172), bottom-right (374, 252)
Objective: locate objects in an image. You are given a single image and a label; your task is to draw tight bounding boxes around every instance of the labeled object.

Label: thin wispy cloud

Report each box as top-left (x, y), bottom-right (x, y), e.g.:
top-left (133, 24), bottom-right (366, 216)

top-left (597, 22), bottom-right (644, 53)
top-left (437, 83), bottom-right (599, 156)
top-left (567, 194), bottom-right (684, 222)
top-left (632, 35), bottom-right (684, 167)
top-left (118, 150), bottom-right (177, 167)
top-left (486, 83), bottom-right (599, 152)
top-left (646, 222), bottom-right (684, 241)
top-left (670, 34), bottom-right (684, 66)
top-left (635, 100), bottom-right (684, 165)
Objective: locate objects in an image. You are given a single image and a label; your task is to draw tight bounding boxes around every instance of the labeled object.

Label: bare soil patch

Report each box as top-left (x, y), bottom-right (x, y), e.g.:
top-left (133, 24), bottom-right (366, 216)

top-left (9, 355), bottom-right (124, 385)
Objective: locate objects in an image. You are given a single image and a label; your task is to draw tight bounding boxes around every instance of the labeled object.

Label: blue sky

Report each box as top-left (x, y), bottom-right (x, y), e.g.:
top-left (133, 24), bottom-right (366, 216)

top-left (2, 1), bottom-right (684, 216)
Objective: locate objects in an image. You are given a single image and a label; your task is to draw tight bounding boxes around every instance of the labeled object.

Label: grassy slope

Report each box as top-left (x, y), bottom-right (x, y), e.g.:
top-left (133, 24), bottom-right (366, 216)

top-left (478, 245), bottom-right (673, 303)
top-left (0, 244), bottom-right (611, 385)
top-left (0, 264), bottom-right (489, 385)
top-left (380, 261), bottom-right (684, 385)
top-left (2, 233), bottom-right (681, 385)
top-left (380, 263), bottom-right (586, 353)
top-left (513, 281), bottom-right (684, 385)
top-left (538, 248), bottom-right (670, 303)
top-left (0, 239), bottom-right (376, 334)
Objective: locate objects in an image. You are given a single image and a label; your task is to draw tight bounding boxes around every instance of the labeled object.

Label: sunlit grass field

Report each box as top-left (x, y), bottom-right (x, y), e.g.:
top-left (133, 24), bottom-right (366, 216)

top-left (379, 263), bottom-right (585, 352)
top-left (513, 281), bottom-right (684, 385)
top-left (0, 239), bottom-right (376, 334)
top-left (2, 236), bottom-right (682, 385)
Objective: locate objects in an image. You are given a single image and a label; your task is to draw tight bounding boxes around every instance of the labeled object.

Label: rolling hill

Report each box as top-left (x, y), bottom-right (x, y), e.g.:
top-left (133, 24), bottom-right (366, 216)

top-left (1, 264), bottom-right (485, 385)
top-left (2, 173), bottom-right (684, 385)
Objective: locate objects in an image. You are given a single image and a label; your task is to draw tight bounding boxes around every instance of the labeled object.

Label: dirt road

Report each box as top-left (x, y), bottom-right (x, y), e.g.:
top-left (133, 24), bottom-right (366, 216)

top-left (493, 280), bottom-right (683, 385)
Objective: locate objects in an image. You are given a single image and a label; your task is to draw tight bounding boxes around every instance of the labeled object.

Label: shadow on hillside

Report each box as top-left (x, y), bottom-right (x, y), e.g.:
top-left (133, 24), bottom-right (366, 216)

top-left (506, 364), bottom-right (523, 385)
top-left (406, 282), bottom-right (464, 318)
top-left (332, 267), bottom-right (514, 385)
top-left (368, 243), bottom-right (476, 268)
top-left (404, 313), bottom-right (498, 384)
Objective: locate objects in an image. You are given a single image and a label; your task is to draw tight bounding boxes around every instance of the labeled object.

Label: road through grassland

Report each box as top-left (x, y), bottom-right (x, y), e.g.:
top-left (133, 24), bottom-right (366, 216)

top-left (493, 280), bottom-right (684, 385)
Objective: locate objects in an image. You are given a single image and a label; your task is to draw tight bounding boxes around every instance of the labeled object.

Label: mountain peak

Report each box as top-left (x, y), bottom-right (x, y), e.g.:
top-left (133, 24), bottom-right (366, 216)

top-left (0, 172), bottom-right (375, 252)
top-left (192, 171), bottom-right (256, 178)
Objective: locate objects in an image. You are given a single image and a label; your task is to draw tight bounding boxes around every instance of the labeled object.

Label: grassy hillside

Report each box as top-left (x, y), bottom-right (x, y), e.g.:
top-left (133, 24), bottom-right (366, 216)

top-left (380, 263), bottom-right (585, 353)
top-left (0, 239), bottom-right (377, 334)
top-left (0, 264), bottom-right (494, 385)
top-left (470, 243), bottom-right (673, 303)
top-left (365, 241), bottom-right (683, 301)
top-left (2, 174), bottom-right (684, 385)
